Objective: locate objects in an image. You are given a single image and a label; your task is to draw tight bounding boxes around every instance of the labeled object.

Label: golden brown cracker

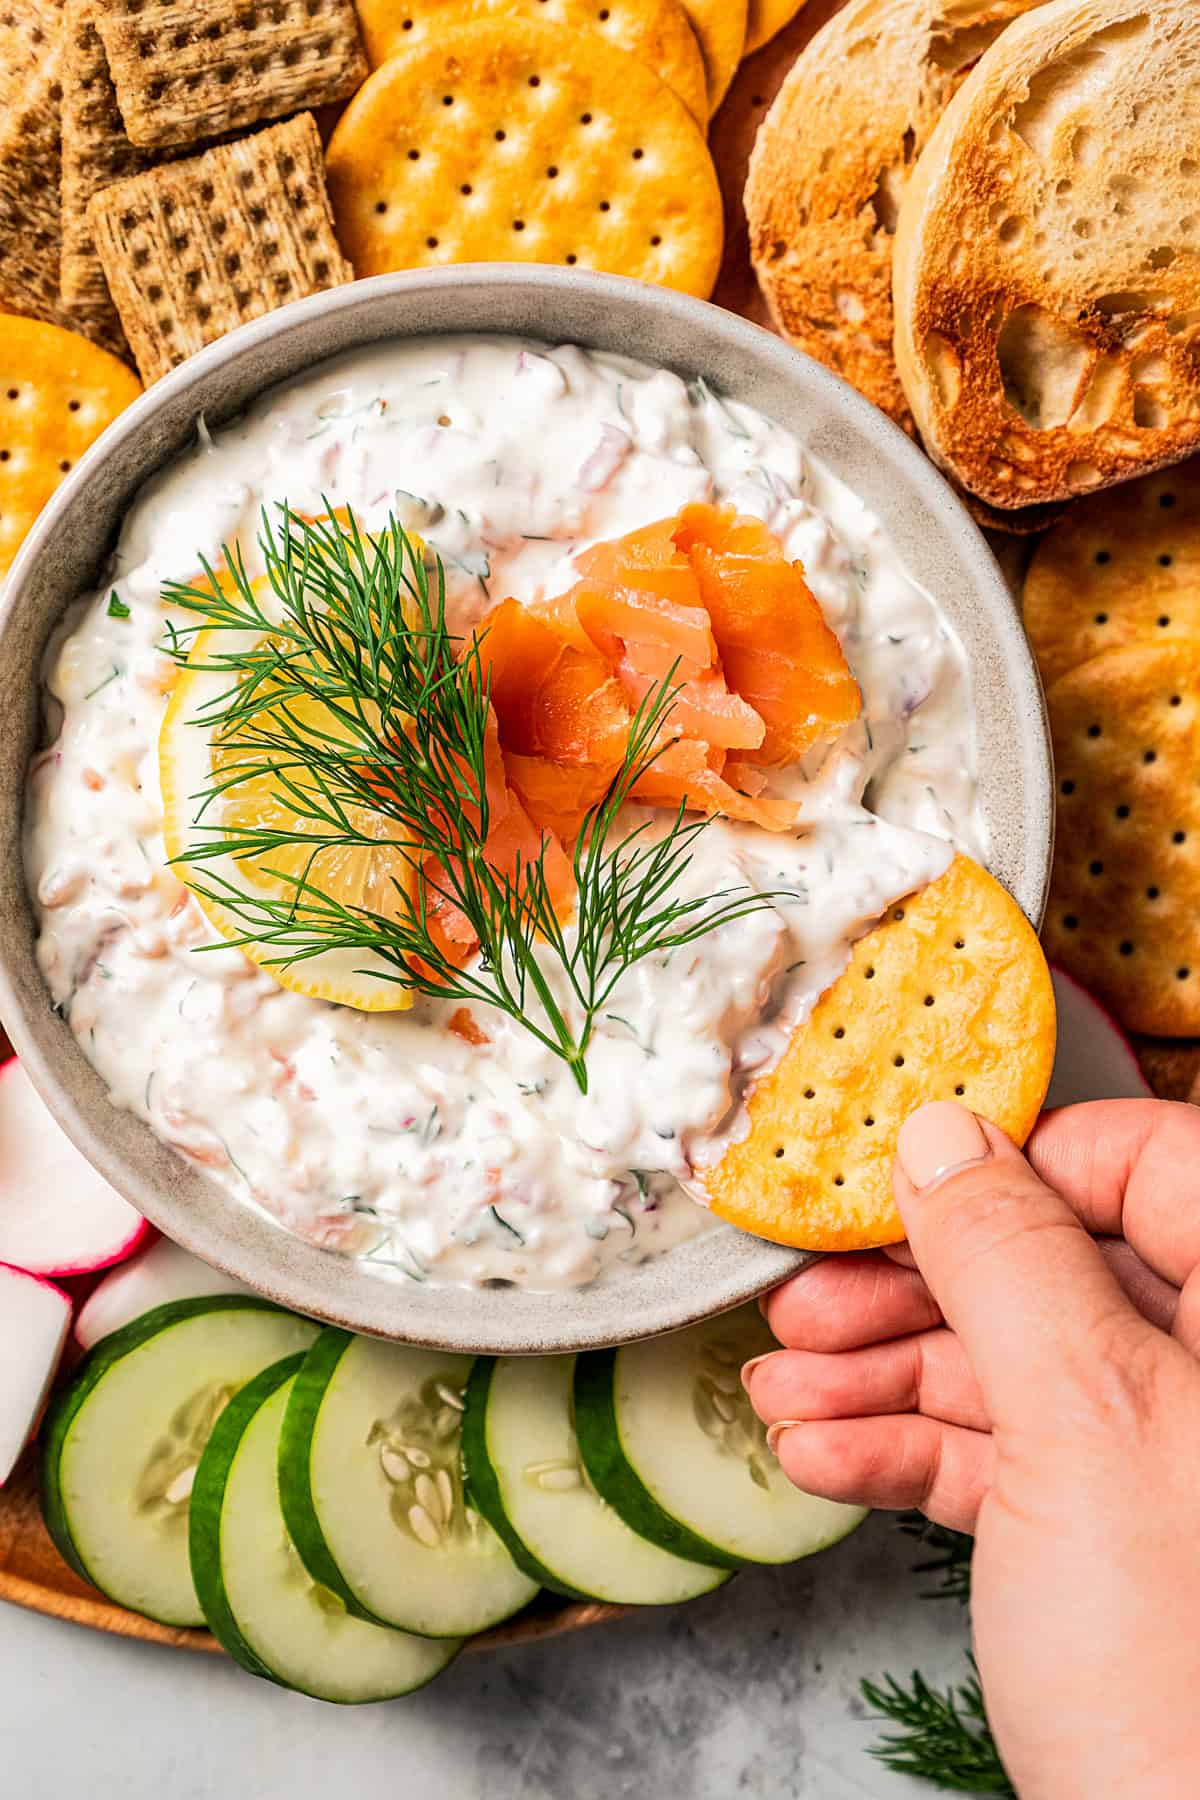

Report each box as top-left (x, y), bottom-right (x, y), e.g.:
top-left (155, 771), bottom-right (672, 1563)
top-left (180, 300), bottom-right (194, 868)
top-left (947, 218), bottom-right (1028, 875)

top-left (679, 0), bottom-right (746, 113)
top-left (1024, 459), bottom-right (1200, 687)
top-left (697, 855), bottom-right (1055, 1251)
top-left (1044, 642), bottom-right (1200, 1038)
top-left (744, 0), bottom-right (807, 57)
top-left (326, 17), bottom-right (723, 298)
top-left (93, 0), bottom-right (367, 151)
top-left (0, 0), bottom-right (69, 331)
top-left (356, 0), bottom-right (708, 128)
top-left (0, 312), bottom-right (141, 576)
top-left (88, 114), bottom-right (351, 384)
top-left (59, 0), bottom-right (150, 341)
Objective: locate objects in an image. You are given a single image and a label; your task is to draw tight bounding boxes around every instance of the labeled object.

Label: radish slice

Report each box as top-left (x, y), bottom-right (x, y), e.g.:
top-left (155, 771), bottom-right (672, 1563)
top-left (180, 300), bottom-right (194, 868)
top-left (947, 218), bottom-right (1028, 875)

top-left (1046, 968), bottom-right (1153, 1110)
top-left (76, 1237), bottom-right (254, 1351)
top-left (0, 1058), bottom-right (151, 1277)
top-left (0, 1262), bottom-right (71, 1484)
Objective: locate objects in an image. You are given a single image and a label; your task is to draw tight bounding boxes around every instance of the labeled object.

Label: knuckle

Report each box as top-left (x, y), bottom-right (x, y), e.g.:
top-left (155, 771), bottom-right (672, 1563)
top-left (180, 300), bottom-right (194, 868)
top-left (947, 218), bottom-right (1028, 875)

top-left (1070, 1310), bottom-right (1167, 1442)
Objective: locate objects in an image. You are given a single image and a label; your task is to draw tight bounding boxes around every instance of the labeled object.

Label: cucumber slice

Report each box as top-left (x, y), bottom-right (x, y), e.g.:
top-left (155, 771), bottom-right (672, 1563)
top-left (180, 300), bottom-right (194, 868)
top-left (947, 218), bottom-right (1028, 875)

top-left (462, 1355), bottom-right (730, 1606)
top-left (279, 1330), bottom-right (539, 1638)
top-left (42, 1297), bottom-right (318, 1626)
top-left (190, 1357), bottom-right (460, 1702)
top-left (574, 1305), bottom-right (867, 1569)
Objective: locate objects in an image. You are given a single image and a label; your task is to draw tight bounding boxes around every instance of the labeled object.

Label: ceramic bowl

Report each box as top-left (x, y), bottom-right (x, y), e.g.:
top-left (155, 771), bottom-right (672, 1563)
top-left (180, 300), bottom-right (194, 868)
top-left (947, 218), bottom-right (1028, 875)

top-left (0, 267), bottom-right (1052, 1352)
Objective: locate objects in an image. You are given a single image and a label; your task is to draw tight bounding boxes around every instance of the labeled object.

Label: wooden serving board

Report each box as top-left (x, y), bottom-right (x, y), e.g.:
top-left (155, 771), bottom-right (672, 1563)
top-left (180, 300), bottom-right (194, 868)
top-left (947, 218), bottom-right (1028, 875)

top-left (4, 0), bottom-right (1200, 1663)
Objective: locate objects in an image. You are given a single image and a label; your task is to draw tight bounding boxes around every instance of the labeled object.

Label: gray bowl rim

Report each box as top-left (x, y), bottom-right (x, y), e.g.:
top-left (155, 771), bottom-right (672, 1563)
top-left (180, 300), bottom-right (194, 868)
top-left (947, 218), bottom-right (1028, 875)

top-left (0, 265), bottom-right (1052, 1352)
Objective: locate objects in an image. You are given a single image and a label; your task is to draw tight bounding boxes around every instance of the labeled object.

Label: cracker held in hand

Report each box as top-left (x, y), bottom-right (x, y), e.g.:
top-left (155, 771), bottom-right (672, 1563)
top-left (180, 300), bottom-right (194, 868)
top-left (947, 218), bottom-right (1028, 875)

top-left (326, 18), bottom-right (723, 298)
top-left (893, 0), bottom-right (1200, 510)
top-left (1044, 643), bottom-right (1200, 1038)
top-left (88, 114), bottom-right (351, 383)
top-left (1024, 459), bottom-right (1200, 687)
top-left (0, 314), bottom-right (141, 577)
top-left (747, 0), bottom-right (1042, 433)
top-left (92, 0), bottom-right (367, 150)
top-left (695, 855), bottom-right (1054, 1251)
top-left (60, 0), bottom-right (152, 331)
top-left (356, 0), bottom-right (708, 128)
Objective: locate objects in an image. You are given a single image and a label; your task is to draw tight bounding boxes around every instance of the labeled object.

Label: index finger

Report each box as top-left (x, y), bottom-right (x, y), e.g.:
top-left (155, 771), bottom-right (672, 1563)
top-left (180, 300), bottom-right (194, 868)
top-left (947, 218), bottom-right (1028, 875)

top-left (1027, 1099), bottom-right (1200, 1288)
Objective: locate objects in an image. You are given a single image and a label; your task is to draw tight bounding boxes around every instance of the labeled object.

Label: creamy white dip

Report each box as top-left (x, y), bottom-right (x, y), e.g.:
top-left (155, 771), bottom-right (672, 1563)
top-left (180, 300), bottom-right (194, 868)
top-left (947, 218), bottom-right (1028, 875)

top-left (25, 337), bottom-right (986, 1291)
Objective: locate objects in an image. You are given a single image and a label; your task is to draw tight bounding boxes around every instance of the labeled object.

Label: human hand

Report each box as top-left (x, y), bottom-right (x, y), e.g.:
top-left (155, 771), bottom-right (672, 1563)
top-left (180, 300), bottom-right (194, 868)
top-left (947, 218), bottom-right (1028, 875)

top-left (744, 1099), bottom-right (1200, 1800)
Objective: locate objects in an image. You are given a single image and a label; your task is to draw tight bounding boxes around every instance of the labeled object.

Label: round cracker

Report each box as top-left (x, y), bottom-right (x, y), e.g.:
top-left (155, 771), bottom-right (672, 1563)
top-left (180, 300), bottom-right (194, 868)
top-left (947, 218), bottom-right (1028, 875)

top-left (1044, 641), bottom-right (1200, 1037)
top-left (679, 0), bottom-right (748, 113)
top-left (744, 0), bottom-right (808, 57)
top-left (0, 314), bottom-right (141, 578)
top-left (327, 18), bottom-right (723, 297)
top-left (1024, 459), bottom-right (1200, 687)
top-left (356, 0), bottom-right (709, 128)
top-left (695, 855), bottom-right (1054, 1252)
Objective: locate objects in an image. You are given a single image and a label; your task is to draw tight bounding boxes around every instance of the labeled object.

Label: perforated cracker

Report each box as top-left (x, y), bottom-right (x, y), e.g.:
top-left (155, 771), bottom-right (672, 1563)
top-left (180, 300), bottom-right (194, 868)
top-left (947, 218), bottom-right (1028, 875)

top-left (60, 0), bottom-right (151, 340)
top-left (88, 113), bottom-right (351, 384)
top-left (326, 17), bottom-right (723, 298)
top-left (696, 855), bottom-right (1055, 1251)
top-left (744, 0), bottom-right (807, 57)
top-left (356, 0), bottom-right (708, 127)
top-left (1044, 642), bottom-right (1200, 1037)
top-left (0, 313), bottom-right (142, 576)
top-left (92, 0), bottom-right (367, 151)
top-left (1024, 460), bottom-right (1200, 686)
top-left (679, 0), bottom-right (746, 112)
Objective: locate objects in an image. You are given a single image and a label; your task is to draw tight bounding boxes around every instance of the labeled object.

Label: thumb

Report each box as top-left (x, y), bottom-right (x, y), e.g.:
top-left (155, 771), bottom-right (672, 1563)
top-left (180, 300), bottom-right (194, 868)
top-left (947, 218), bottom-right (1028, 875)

top-left (894, 1101), bottom-right (1147, 1427)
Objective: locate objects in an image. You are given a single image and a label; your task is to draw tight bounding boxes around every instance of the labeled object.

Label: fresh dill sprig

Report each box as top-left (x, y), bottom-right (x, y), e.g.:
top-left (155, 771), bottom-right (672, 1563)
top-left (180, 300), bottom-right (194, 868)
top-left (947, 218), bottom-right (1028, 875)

top-left (862, 1669), bottom-right (1014, 1795)
top-left (898, 1511), bottom-right (975, 1604)
top-left (162, 502), bottom-right (779, 1093)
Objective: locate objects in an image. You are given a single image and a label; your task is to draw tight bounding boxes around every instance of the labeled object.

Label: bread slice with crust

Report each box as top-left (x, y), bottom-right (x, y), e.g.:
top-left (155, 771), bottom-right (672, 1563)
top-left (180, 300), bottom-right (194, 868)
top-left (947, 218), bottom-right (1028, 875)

top-left (746, 0), bottom-right (1044, 434)
top-left (893, 0), bottom-right (1200, 509)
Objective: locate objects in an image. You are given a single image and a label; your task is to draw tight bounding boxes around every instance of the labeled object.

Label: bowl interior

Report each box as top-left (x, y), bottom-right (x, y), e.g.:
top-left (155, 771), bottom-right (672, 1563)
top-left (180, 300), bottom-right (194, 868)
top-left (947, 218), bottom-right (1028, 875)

top-left (0, 268), bottom-right (1052, 1352)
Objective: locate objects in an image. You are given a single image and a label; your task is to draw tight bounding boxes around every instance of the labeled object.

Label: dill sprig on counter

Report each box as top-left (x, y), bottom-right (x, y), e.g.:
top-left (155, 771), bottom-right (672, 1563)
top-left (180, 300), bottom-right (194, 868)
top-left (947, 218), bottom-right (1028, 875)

top-left (161, 503), bottom-right (778, 1093)
top-left (863, 1667), bottom-right (1014, 1795)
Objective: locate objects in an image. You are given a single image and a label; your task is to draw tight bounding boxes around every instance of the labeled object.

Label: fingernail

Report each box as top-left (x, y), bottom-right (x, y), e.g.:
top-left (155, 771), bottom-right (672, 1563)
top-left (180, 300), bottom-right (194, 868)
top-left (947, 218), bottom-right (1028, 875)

top-left (897, 1101), bottom-right (990, 1192)
top-left (766, 1421), bottom-right (800, 1455)
top-left (741, 1353), bottom-right (771, 1389)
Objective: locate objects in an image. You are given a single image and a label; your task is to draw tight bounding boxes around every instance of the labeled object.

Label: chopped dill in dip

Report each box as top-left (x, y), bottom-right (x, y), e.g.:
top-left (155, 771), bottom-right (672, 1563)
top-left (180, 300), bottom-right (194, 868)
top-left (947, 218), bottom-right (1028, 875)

top-left (24, 337), bottom-right (986, 1291)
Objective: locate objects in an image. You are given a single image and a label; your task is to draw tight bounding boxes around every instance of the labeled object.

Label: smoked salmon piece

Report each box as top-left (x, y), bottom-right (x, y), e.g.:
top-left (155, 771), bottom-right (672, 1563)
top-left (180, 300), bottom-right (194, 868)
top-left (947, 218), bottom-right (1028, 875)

top-left (634, 739), bottom-right (799, 832)
top-left (419, 705), bottom-right (575, 972)
top-left (673, 503), bottom-right (861, 765)
top-left (477, 599), bottom-right (630, 769)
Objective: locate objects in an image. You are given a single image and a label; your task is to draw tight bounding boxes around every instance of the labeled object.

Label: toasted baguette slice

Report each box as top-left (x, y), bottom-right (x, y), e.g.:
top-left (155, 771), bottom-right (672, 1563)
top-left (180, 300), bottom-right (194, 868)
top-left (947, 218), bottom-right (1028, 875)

top-left (894, 0), bottom-right (1200, 509)
top-left (746, 0), bottom-right (1043, 432)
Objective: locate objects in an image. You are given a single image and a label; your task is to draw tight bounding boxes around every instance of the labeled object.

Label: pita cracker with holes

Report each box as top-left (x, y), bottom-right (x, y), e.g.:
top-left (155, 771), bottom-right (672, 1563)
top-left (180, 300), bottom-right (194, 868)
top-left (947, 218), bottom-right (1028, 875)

top-left (694, 855), bottom-right (1054, 1252)
top-left (88, 113), bottom-right (351, 384)
top-left (92, 0), bottom-right (367, 151)
top-left (1023, 460), bottom-right (1200, 687)
top-left (326, 18), bottom-right (723, 298)
top-left (0, 313), bottom-right (141, 577)
top-left (744, 0), bottom-right (807, 57)
top-left (1044, 642), bottom-right (1200, 1038)
top-left (59, 0), bottom-right (151, 337)
top-left (356, 0), bottom-right (709, 129)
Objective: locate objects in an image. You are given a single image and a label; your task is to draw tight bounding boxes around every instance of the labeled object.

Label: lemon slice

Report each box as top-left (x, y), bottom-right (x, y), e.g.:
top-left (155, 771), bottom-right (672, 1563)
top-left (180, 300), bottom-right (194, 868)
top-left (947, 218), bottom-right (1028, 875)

top-left (160, 622), bottom-right (418, 1013)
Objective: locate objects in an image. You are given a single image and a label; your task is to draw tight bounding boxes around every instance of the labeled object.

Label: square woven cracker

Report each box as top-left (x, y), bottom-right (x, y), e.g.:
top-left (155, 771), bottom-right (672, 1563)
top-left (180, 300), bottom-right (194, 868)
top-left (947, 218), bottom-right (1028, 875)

top-left (697, 855), bottom-right (1055, 1251)
top-left (93, 0), bottom-right (367, 151)
top-left (88, 113), bottom-right (351, 383)
top-left (60, 0), bottom-right (152, 332)
top-left (0, 0), bottom-right (68, 328)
